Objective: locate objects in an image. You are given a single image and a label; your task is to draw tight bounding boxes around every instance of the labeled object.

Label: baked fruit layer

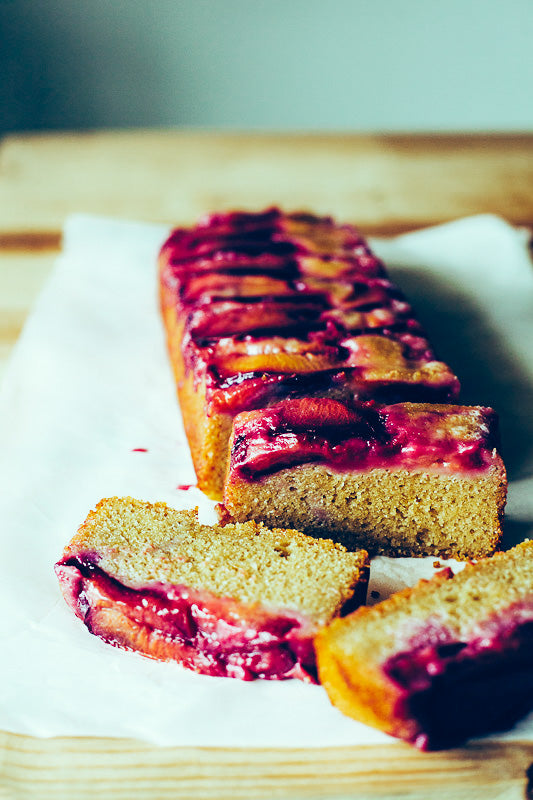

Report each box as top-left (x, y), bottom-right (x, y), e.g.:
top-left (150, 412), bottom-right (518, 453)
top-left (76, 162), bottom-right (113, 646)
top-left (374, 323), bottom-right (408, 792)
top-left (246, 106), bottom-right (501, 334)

top-left (159, 208), bottom-right (460, 498)
top-left (55, 497), bottom-right (369, 682)
top-left (222, 399), bottom-right (507, 558)
top-left (315, 541), bottom-right (533, 750)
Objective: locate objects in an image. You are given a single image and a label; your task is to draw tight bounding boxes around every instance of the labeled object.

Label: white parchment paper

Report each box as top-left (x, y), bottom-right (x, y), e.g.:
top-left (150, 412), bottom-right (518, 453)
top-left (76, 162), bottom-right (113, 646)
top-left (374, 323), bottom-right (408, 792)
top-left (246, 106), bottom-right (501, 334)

top-left (1, 214), bottom-right (532, 746)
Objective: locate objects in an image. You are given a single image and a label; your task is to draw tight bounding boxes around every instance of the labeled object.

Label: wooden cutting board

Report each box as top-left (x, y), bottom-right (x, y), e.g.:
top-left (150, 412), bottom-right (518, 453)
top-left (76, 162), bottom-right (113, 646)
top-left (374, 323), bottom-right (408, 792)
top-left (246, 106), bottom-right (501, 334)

top-left (1, 131), bottom-right (532, 799)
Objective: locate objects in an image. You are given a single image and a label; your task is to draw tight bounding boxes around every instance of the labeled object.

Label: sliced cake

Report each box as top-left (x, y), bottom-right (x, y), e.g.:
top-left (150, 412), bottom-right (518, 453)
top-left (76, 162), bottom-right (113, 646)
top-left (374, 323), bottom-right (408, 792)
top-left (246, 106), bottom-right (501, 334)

top-left (159, 208), bottom-right (460, 499)
top-left (315, 541), bottom-right (533, 750)
top-left (55, 497), bottom-right (369, 682)
top-left (222, 398), bottom-right (507, 558)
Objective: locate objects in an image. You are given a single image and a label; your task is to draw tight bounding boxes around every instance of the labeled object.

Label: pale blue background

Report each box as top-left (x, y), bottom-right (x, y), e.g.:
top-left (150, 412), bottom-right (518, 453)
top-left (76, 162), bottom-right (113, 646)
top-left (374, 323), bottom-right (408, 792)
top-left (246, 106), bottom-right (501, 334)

top-left (1, 0), bottom-right (532, 133)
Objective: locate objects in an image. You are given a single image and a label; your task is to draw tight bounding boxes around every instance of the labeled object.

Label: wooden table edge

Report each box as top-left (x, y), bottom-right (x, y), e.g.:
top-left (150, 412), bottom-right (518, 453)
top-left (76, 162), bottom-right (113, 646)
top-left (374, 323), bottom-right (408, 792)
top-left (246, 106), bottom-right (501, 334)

top-left (1, 730), bottom-right (532, 796)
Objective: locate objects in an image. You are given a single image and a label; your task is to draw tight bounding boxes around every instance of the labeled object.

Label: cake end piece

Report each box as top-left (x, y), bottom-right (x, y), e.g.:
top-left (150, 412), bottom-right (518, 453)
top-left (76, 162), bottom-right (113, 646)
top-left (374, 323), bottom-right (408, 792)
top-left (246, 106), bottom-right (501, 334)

top-left (55, 497), bottom-right (369, 682)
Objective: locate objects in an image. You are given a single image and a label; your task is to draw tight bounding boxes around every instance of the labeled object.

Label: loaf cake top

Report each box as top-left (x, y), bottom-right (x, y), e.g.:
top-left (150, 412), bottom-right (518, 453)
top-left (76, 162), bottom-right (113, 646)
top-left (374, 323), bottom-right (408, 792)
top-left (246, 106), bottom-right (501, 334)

top-left (227, 398), bottom-right (502, 481)
top-left (58, 497), bottom-right (369, 627)
top-left (159, 208), bottom-right (460, 411)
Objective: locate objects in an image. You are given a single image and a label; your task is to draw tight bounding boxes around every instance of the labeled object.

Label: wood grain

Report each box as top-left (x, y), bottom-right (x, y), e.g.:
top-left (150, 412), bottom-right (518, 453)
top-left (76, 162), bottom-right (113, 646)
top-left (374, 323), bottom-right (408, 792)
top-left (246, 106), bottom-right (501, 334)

top-left (1, 732), bottom-right (532, 800)
top-left (1, 131), bottom-right (532, 799)
top-left (0, 131), bottom-right (532, 236)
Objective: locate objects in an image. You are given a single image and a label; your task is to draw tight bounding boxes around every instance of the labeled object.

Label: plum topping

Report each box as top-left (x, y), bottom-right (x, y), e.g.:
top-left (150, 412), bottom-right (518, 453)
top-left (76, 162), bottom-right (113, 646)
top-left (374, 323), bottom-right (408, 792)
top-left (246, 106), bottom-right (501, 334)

top-left (54, 557), bottom-right (318, 682)
top-left (159, 209), bottom-right (460, 413)
top-left (229, 399), bottom-right (500, 479)
top-left (382, 607), bottom-right (533, 750)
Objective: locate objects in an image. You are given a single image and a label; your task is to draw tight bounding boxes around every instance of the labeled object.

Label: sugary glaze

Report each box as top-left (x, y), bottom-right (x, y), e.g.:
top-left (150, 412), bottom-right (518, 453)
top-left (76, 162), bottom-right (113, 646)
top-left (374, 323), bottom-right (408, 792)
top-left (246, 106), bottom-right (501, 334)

top-left (159, 208), bottom-right (460, 418)
top-left (227, 399), bottom-right (501, 481)
top-left (55, 556), bottom-right (318, 681)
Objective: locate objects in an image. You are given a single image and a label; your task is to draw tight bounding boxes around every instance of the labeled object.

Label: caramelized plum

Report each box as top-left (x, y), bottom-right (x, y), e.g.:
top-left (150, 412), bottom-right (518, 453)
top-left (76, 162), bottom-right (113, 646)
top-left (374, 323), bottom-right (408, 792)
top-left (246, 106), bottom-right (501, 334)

top-left (55, 559), bottom-right (317, 681)
top-left (229, 400), bottom-right (500, 480)
top-left (158, 208), bottom-right (462, 497)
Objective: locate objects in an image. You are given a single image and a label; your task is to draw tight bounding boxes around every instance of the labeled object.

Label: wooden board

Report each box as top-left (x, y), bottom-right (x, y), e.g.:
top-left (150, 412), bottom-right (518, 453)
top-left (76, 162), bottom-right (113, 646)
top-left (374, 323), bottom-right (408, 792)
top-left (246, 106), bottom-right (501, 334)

top-left (0, 131), bottom-right (532, 238)
top-left (1, 732), bottom-right (533, 800)
top-left (1, 131), bottom-right (532, 799)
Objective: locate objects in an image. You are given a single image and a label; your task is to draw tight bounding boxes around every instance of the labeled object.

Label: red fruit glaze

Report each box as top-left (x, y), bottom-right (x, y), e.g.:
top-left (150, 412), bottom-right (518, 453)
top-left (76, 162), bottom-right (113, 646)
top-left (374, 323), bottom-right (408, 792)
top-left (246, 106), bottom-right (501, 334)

top-left (228, 399), bottom-right (501, 480)
top-left (159, 209), bottom-right (460, 414)
top-left (382, 600), bottom-right (533, 750)
top-left (54, 557), bottom-right (318, 682)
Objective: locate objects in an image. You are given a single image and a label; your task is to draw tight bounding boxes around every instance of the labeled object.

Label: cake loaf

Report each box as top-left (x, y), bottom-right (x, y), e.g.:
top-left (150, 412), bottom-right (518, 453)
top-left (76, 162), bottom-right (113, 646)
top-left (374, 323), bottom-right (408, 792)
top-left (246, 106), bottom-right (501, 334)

top-left (315, 541), bottom-right (533, 750)
top-left (159, 208), bottom-right (460, 500)
top-left (222, 399), bottom-right (507, 558)
top-left (55, 497), bottom-right (369, 682)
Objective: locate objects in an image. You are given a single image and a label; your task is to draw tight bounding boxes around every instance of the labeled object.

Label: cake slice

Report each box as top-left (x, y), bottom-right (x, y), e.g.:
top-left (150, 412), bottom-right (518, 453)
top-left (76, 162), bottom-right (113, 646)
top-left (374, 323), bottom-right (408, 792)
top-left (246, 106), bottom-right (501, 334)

top-left (222, 398), bottom-right (507, 558)
top-left (55, 497), bottom-right (369, 682)
top-left (159, 208), bottom-right (460, 499)
top-left (315, 541), bottom-right (533, 750)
